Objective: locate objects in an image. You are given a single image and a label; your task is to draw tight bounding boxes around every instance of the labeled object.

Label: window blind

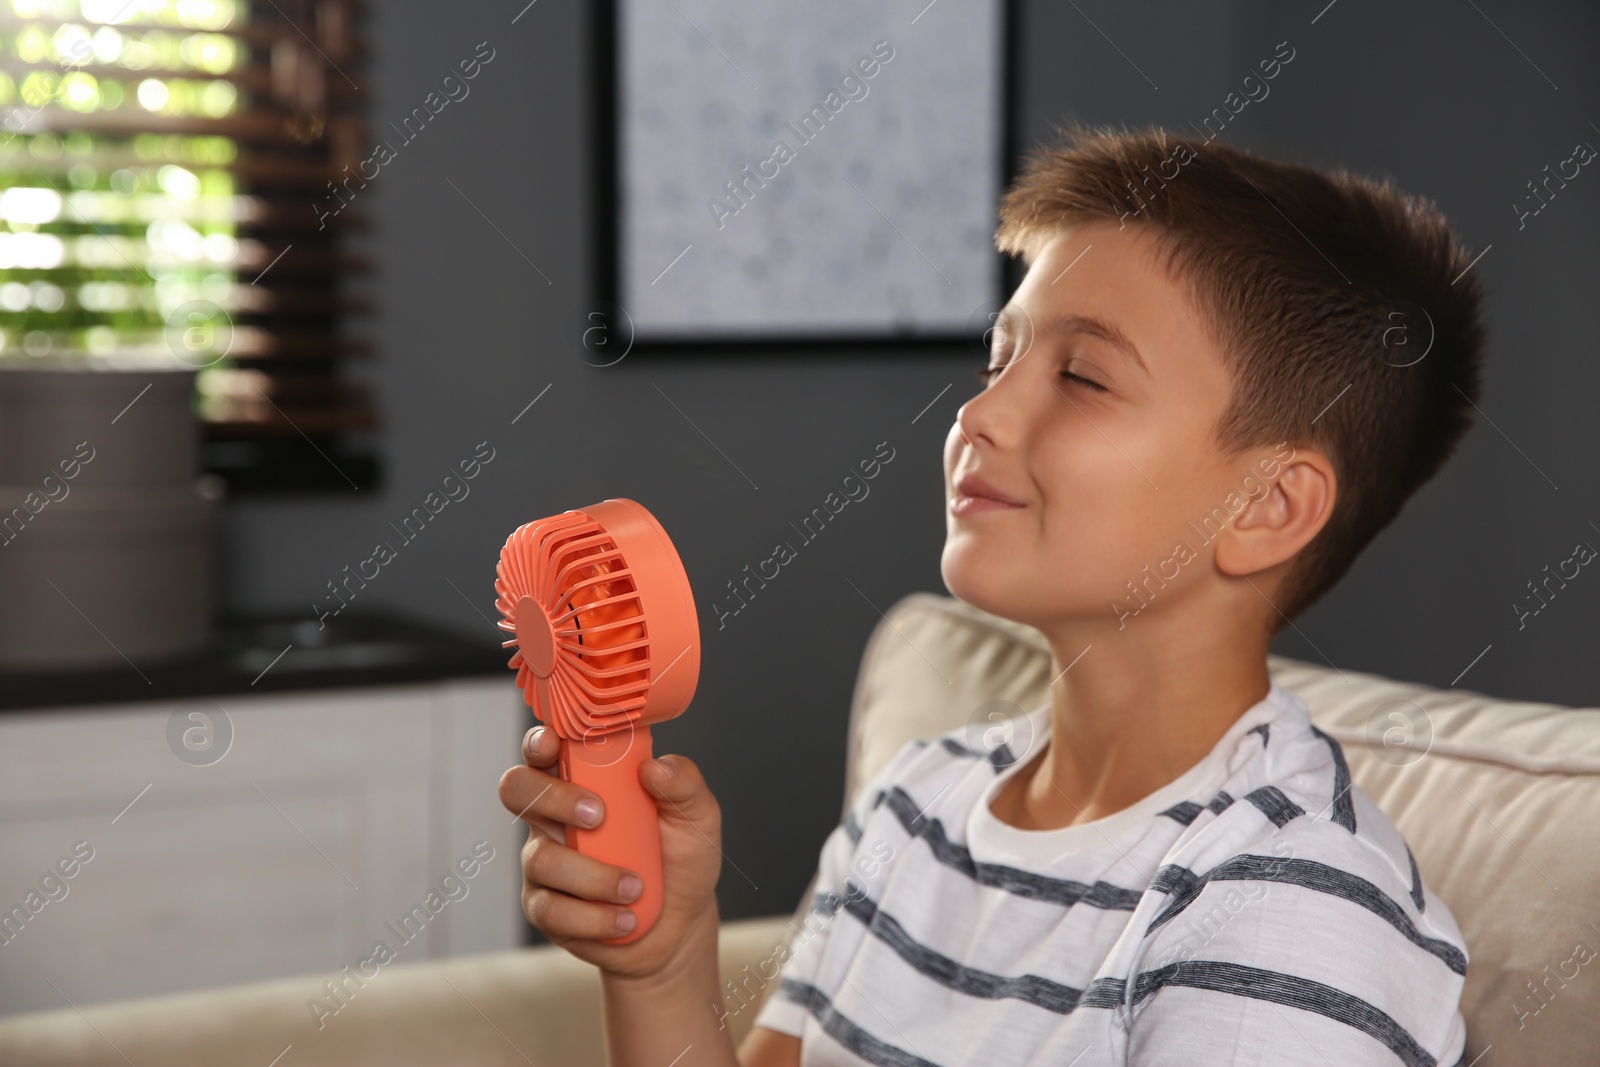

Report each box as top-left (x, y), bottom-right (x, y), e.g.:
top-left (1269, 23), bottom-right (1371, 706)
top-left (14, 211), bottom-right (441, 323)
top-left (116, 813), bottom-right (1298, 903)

top-left (0, 0), bottom-right (375, 492)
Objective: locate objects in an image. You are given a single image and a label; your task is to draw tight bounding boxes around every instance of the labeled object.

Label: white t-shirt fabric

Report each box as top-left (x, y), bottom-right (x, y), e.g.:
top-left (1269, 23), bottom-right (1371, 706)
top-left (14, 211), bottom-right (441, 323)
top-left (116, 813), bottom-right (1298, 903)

top-left (752, 678), bottom-right (1469, 1066)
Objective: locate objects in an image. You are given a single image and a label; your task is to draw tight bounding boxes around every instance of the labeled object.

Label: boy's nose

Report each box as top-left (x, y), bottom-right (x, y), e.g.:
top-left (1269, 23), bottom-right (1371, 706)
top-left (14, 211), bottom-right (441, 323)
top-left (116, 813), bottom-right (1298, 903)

top-left (956, 388), bottom-right (1017, 451)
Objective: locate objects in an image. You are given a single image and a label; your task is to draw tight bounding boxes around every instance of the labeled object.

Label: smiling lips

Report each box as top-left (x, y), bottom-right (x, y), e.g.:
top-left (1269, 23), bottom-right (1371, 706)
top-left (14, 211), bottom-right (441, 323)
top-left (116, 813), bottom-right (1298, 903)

top-left (950, 472), bottom-right (1025, 517)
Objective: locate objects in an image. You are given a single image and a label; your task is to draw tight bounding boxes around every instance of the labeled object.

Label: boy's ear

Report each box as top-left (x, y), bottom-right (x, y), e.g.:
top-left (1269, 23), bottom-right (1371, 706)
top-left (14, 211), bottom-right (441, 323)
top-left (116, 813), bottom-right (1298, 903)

top-left (1216, 450), bottom-right (1336, 580)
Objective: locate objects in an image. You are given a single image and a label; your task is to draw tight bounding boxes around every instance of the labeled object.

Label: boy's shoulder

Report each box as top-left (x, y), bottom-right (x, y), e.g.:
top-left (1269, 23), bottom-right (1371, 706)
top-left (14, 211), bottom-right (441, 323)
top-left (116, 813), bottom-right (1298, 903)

top-left (837, 708), bottom-right (1025, 840)
top-left (1132, 692), bottom-right (1468, 1036)
top-left (1153, 781), bottom-right (1468, 964)
top-left (1129, 780), bottom-right (1470, 1064)
top-left (1162, 685), bottom-right (1465, 935)
top-left (1256, 703), bottom-right (1450, 873)
top-left (1128, 689), bottom-right (1470, 1061)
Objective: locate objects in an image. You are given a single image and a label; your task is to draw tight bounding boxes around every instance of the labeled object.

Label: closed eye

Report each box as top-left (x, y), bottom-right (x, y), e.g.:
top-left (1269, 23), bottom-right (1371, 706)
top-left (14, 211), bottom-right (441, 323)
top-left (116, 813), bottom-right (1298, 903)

top-left (975, 366), bottom-right (1108, 393)
top-left (1060, 371), bottom-right (1108, 393)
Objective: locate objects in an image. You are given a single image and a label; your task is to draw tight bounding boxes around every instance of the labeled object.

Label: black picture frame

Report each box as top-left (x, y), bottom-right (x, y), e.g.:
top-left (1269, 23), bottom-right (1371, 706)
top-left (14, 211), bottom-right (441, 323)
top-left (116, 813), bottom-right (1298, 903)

top-left (590, 0), bottom-right (1023, 357)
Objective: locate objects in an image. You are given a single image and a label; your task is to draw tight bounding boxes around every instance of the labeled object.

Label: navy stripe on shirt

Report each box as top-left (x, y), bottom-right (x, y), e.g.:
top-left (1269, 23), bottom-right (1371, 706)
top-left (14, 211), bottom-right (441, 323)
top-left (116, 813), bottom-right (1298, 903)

top-left (1244, 785), bottom-right (1305, 827)
top-left (1131, 959), bottom-right (1440, 1067)
top-left (1158, 790), bottom-right (1236, 826)
top-left (775, 979), bottom-right (943, 1067)
top-left (1310, 724), bottom-right (1357, 834)
top-left (1145, 854), bottom-right (1467, 976)
top-left (856, 784), bottom-right (1147, 912)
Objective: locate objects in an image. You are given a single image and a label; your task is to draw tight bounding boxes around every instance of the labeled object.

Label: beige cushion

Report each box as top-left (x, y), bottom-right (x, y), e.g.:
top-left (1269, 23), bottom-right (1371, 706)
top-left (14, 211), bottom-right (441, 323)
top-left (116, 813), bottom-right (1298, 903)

top-left (0, 914), bottom-right (795, 1067)
top-left (835, 591), bottom-right (1600, 1067)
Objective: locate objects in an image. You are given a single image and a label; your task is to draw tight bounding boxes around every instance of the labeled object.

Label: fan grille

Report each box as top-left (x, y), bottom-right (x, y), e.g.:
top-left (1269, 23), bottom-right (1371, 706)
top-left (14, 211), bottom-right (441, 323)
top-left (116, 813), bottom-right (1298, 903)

top-left (496, 511), bottom-right (652, 740)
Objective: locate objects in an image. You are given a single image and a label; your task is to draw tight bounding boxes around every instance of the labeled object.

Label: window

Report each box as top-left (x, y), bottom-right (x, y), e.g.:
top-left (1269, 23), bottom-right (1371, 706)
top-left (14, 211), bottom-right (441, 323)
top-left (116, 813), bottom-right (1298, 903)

top-left (0, 0), bottom-right (375, 492)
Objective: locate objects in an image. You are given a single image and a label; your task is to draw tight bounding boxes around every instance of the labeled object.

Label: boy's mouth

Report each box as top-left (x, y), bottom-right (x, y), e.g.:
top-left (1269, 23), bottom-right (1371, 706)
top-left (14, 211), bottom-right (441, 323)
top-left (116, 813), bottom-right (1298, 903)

top-left (951, 472), bottom-right (1026, 517)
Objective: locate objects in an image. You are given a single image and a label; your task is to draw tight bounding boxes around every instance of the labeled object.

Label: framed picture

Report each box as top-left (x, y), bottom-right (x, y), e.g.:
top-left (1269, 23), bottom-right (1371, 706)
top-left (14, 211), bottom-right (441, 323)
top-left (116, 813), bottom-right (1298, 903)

top-left (593, 0), bottom-right (1018, 352)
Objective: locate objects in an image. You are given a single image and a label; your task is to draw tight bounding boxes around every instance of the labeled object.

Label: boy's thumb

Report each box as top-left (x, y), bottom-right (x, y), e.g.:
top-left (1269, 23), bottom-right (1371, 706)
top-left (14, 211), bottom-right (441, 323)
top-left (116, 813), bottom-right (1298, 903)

top-left (642, 755), bottom-right (717, 825)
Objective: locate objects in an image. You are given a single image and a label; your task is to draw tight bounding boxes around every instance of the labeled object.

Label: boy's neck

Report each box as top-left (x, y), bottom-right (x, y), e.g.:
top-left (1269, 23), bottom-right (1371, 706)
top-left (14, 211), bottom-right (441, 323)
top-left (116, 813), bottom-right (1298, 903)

top-left (989, 617), bottom-right (1272, 834)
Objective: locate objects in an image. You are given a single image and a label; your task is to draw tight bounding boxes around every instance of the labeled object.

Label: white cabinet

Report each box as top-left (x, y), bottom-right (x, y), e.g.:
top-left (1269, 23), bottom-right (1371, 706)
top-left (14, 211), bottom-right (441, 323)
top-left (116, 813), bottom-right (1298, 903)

top-left (0, 676), bottom-right (529, 1015)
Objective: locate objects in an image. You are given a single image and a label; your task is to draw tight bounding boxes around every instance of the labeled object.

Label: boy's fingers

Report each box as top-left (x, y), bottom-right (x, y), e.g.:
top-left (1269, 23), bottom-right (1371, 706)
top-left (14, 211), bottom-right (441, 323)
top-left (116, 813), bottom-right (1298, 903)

top-left (498, 763), bottom-right (605, 830)
top-left (524, 885), bottom-right (638, 941)
top-left (523, 725), bottom-right (558, 768)
top-left (522, 833), bottom-right (643, 906)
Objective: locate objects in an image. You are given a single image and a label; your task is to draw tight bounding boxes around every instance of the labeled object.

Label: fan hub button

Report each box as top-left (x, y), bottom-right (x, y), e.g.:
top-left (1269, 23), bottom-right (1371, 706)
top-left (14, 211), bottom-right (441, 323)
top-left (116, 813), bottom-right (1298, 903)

top-left (516, 595), bottom-right (558, 678)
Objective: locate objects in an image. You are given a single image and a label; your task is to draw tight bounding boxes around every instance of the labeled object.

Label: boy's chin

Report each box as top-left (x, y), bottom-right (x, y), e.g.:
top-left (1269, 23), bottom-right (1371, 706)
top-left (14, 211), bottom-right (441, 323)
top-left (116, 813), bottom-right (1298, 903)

top-left (940, 560), bottom-right (1028, 624)
top-left (941, 559), bottom-right (1101, 633)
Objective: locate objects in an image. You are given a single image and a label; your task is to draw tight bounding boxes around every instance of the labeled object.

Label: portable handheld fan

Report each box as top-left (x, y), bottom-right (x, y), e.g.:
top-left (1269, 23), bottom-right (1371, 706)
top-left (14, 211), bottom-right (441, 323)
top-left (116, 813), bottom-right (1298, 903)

top-left (495, 498), bottom-right (700, 945)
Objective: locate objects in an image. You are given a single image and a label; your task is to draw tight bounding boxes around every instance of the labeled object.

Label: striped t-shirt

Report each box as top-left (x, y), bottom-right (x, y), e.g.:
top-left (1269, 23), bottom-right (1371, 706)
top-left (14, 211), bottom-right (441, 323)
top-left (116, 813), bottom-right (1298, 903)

top-left (753, 678), bottom-right (1469, 1066)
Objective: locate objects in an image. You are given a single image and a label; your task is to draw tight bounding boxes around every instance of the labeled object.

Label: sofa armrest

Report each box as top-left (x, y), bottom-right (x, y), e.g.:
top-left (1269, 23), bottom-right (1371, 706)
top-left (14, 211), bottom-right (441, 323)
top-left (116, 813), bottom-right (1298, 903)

top-left (0, 914), bottom-right (800, 1067)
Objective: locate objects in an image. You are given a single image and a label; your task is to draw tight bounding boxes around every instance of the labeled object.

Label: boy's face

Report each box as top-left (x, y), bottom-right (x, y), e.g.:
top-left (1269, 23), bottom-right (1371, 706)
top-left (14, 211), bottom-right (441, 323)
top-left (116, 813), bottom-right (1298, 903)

top-left (942, 221), bottom-right (1257, 633)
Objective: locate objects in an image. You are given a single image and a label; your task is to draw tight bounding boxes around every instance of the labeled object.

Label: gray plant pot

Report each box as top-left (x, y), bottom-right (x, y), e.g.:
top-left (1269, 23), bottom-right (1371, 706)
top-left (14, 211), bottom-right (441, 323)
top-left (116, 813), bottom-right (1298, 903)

top-left (0, 479), bottom-right (222, 669)
top-left (0, 361), bottom-right (199, 487)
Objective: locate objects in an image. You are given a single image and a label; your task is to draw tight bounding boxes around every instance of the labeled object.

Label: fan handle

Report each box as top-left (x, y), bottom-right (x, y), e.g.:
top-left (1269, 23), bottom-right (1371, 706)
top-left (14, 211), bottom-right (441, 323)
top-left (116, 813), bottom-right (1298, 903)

top-left (558, 723), bottom-right (663, 945)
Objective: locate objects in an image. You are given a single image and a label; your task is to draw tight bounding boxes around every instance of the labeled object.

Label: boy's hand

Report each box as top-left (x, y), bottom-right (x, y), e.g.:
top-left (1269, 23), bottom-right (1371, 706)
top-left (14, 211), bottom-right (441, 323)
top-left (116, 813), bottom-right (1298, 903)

top-left (497, 725), bottom-right (723, 981)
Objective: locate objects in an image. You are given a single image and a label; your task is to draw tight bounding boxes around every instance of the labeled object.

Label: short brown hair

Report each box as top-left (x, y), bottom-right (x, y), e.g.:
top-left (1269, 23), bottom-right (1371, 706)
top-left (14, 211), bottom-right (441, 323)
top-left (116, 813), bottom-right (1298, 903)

top-left (994, 121), bottom-right (1488, 630)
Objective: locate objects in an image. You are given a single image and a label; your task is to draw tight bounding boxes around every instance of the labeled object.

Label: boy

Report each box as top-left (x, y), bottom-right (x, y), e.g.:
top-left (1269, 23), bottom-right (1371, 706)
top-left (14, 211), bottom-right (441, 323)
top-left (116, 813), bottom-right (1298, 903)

top-left (498, 122), bottom-right (1481, 1065)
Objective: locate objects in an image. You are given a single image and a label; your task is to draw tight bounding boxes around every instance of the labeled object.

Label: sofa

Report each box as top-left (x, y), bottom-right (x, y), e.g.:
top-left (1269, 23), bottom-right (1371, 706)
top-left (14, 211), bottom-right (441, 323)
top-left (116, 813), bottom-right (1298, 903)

top-left (2, 591), bottom-right (1595, 1065)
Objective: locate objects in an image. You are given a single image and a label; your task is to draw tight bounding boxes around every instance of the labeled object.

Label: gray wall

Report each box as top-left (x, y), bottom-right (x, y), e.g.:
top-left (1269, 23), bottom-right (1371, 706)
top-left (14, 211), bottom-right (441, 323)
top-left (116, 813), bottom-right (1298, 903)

top-left (225, 0), bottom-right (1600, 924)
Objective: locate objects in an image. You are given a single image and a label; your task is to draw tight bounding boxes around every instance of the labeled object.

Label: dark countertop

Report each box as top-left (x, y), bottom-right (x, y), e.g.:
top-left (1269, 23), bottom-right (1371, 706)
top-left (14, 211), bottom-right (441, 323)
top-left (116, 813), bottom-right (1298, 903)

top-left (0, 610), bottom-right (515, 711)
